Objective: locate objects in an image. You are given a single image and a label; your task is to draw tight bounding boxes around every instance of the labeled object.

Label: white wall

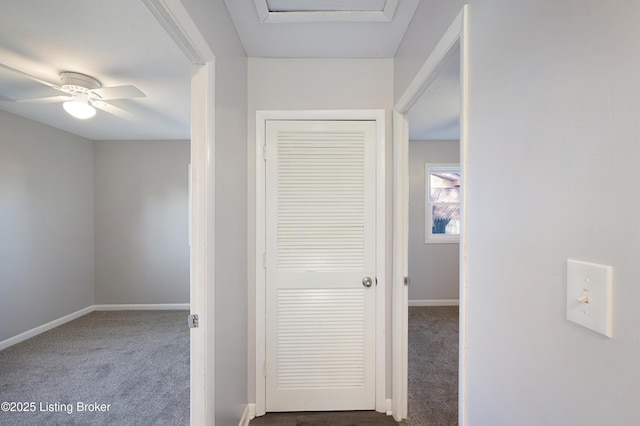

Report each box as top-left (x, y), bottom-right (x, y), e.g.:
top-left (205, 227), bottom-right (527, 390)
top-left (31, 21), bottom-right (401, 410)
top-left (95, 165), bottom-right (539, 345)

top-left (0, 113), bottom-right (191, 343)
top-left (408, 140), bottom-right (459, 302)
top-left (394, 0), bottom-right (466, 105)
top-left (181, 0), bottom-right (249, 423)
top-left (0, 110), bottom-right (94, 342)
top-left (212, 55), bottom-right (249, 426)
top-left (247, 57), bottom-right (395, 400)
top-left (397, 1), bottom-right (640, 424)
top-left (93, 140), bottom-right (190, 304)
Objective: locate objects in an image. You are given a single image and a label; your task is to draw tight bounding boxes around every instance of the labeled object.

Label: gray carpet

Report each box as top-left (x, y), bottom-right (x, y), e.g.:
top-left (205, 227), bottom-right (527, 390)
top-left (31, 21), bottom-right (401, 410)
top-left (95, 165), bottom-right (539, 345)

top-left (0, 310), bottom-right (189, 426)
top-left (407, 306), bottom-right (458, 426)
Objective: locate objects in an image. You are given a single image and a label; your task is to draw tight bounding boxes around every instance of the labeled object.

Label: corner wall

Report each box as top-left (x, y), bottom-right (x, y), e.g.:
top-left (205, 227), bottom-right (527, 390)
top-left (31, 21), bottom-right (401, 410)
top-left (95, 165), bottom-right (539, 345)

top-left (93, 140), bottom-right (190, 304)
top-left (212, 55), bottom-right (249, 426)
top-left (0, 110), bottom-right (94, 342)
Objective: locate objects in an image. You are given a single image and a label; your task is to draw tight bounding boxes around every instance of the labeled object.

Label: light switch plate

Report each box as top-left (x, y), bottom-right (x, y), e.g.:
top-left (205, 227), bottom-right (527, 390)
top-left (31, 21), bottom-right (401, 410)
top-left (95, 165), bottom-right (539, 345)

top-left (566, 259), bottom-right (613, 338)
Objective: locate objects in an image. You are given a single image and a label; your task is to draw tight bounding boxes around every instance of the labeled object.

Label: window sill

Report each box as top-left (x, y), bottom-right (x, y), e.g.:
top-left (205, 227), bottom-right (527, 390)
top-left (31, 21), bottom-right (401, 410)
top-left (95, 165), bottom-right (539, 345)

top-left (425, 237), bottom-right (460, 244)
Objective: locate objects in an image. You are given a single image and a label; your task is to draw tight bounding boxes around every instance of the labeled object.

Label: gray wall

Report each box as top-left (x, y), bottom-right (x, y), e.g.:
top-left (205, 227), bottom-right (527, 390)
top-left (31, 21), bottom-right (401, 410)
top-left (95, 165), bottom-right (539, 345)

top-left (0, 110), bottom-right (94, 342)
top-left (182, 0), bottom-right (249, 423)
top-left (93, 140), bottom-right (190, 304)
top-left (408, 140), bottom-right (459, 302)
top-left (247, 57), bottom-right (395, 400)
top-left (394, 0), bottom-right (466, 105)
top-left (213, 54), bottom-right (249, 426)
top-left (397, 0), bottom-right (640, 424)
top-left (1, 112), bottom-right (191, 344)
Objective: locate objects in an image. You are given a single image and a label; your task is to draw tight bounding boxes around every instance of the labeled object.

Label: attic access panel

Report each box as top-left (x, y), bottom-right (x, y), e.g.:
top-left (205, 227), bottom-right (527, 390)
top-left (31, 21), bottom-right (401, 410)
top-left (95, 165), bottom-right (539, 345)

top-left (267, 0), bottom-right (386, 12)
top-left (254, 0), bottom-right (398, 22)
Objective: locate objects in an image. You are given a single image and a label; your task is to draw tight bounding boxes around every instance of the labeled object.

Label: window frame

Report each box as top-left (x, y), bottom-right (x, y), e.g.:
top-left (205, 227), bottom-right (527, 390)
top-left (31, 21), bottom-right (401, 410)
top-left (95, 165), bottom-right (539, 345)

top-left (425, 163), bottom-right (461, 244)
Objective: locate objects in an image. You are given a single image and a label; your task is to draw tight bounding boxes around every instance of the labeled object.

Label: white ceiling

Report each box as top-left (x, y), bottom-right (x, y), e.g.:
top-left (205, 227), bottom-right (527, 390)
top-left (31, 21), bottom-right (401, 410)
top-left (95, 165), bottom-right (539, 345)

top-left (0, 0), bottom-right (191, 141)
top-left (0, 0), bottom-right (457, 141)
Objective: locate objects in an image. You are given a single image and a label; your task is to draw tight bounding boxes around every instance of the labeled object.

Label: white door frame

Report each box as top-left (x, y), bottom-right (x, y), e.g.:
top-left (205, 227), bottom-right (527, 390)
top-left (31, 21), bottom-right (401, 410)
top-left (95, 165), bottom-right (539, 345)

top-left (255, 110), bottom-right (387, 416)
top-left (391, 5), bottom-right (469, 423)
top-left (189, 61), bottom-right (215, 425)
top-left (141, 0), bottom-right (216, 424)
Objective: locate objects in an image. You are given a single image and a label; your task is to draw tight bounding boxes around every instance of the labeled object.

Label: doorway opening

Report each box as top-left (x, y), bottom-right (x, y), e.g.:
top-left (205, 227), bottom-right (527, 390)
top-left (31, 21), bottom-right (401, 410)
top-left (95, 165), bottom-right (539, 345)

top-left (392, 5), bottom-right (468, 423)
top-left (405, 47), bottom-right (461, 422)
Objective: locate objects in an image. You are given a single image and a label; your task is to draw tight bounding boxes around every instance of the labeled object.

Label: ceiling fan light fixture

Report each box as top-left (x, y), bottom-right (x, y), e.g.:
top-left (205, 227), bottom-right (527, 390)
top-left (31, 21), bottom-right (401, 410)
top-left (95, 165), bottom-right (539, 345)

top-left (63, 95), bottom-right (96, 119)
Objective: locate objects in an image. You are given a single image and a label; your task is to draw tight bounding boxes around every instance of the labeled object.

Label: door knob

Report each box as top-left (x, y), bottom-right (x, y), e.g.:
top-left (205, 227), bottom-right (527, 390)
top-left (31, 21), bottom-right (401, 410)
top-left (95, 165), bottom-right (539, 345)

top-left (362, 277), bottom-right (373, 288)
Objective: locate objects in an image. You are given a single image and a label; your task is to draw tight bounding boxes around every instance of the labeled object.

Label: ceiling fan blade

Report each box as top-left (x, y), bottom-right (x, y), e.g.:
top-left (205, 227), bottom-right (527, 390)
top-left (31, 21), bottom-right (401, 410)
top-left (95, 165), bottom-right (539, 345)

top-left (91, 85), bottom-right (145, 100)
top-left (92, 101), bottom-right (135, 120)
top-left (0, 63), bottom-right (63, 91)
top-left (17, 95), bottom-right (72, 104)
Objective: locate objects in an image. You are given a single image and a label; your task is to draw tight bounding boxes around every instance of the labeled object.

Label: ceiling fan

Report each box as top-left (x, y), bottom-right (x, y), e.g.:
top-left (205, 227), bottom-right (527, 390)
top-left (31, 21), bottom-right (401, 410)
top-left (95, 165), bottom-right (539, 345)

top-left (0, 63), bottom-right (145, 119)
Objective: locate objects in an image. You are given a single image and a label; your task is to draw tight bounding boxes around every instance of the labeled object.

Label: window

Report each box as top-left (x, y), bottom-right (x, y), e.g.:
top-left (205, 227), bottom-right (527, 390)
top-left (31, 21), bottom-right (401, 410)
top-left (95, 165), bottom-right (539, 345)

top-left (425, 163), bottom-right (460, 243)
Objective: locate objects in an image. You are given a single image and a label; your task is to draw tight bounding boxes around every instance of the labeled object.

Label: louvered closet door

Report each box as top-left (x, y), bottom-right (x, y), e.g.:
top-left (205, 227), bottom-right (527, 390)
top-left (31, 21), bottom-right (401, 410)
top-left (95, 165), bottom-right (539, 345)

top-left (265, 120), bottom-right (377, 411)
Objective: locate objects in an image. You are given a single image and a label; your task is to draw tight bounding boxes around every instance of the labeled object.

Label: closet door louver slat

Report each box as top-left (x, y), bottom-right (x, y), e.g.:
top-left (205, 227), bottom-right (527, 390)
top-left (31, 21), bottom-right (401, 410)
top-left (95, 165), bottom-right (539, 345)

top-left (276, 131), bottom-right (365, 272)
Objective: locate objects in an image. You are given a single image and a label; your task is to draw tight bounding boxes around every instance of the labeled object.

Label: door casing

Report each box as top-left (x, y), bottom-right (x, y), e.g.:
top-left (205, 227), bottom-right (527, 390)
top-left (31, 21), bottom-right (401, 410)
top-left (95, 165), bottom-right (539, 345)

top-left (254, 109), bottom-right (387, 416)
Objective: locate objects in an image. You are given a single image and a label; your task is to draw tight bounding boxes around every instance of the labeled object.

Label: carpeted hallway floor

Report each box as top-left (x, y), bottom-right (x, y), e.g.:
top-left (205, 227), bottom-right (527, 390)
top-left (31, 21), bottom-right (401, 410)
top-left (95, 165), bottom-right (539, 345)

top-left (407, 306), bottom-right (459, 426)
top-left (0, 310), bottom-right (189, 426)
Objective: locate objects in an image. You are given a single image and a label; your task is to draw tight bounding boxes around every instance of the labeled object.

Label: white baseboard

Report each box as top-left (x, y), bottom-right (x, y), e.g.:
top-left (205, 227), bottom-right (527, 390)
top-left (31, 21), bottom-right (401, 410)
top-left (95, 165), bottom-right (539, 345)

top-left (386, 398), bottom-right (393, 416)
top-left (94, 303), bottom-right (190, 311)
top-left (409, 299), bottom-right (459, 306)
top-left (239, 403), bottom-right (255, 426)
top-left (0, 306), bottom-right (94, 351)
top-left (0, 303), bottom-right (191, 351)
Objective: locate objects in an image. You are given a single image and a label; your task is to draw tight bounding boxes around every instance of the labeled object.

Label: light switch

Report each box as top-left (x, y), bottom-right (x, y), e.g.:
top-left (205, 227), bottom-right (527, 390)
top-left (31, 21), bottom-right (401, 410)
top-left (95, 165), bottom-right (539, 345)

top-left (566, 259), bottom-right (613, 338)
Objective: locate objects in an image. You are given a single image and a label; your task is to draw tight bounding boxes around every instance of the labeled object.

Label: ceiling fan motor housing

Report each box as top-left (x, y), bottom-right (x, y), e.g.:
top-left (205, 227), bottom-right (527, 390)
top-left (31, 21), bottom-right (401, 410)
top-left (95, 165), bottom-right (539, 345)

top-left (60, 72), bottom-right (101, 95)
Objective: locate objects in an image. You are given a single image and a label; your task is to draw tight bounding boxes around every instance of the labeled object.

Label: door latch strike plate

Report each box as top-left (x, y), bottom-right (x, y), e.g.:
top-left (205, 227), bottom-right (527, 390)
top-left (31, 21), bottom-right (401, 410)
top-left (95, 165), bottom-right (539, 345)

top-left (188, 314), bottom-right (199, 328)
top-left (404, 276), bottom-right (410, 286)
